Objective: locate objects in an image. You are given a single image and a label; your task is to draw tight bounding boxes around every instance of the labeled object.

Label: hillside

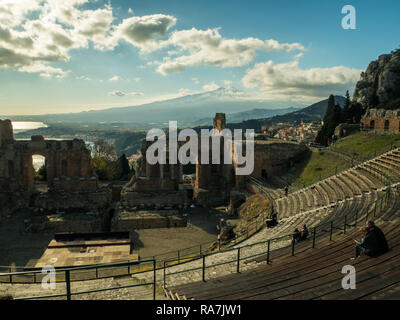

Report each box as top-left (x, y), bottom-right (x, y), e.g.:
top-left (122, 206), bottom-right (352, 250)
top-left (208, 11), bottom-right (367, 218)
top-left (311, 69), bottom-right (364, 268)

top-left (223, 95), bottom-right (346, 131)
top-left (329, 131), bottom-right (400, 162)
top-left (3, 87), bottom-right (298, 126)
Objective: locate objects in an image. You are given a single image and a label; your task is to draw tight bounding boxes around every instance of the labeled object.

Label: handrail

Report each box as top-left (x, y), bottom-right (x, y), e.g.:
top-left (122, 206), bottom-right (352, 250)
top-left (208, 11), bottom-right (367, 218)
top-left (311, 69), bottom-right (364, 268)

top-left (3, 184), bottom-right (394, 300)
top-left (162, 185), bottom-right (393, 288)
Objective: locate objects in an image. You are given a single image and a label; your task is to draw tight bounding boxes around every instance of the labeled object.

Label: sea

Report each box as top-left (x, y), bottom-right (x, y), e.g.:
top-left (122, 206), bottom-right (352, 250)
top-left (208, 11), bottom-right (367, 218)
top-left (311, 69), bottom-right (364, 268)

top-left (11, 121), bottom-right (48, 170)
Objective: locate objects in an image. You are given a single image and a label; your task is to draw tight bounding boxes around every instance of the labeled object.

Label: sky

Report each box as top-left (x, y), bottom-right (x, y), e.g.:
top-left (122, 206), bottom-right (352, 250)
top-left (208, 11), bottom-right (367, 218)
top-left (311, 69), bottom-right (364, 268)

top-left (0, 0), bottom-right (399, 115)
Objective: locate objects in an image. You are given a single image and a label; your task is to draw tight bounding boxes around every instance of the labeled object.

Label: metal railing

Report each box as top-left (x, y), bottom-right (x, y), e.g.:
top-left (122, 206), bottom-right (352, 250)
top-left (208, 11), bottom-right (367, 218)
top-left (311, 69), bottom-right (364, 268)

top-left (1, 259), bottom-right (157, 300)
top-left (161, 185), bottom-right (393, 288)
top-left (2, 184), bottom-right (393, 299)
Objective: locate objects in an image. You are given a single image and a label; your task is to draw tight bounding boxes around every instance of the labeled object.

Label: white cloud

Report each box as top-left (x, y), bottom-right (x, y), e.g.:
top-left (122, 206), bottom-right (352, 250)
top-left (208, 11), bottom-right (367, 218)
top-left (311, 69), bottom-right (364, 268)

top-left (113, 14), bottom-right (176, 52)
top-left (242, 60), bottom-right (361, 101)
top-left (0, 0), bottom-right (116, 75)
top-left (19, 63), bottom-right (70, 79)
top-left (192, 77), bottom-right (199, 84)
top-left (76, 75), bottom-right (91, 80)
top-left (156, 28), bottom-right (304, 75)
top-left (128, 8), bottom-right (133, 14)
top-left (223, 80), bottom-right (233, 86)
top-left (108, 75), bottom-right (120, 81)
top-left (202, 81), bottom-right (220, 91)
top-left (109, 90), bottom-right (144, 97)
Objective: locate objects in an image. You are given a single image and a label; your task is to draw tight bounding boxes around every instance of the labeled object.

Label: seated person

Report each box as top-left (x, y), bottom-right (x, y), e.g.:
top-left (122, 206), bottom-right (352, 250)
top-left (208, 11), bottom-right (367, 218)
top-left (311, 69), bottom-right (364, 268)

top-left (355, 221), bottom-right (389, 258)
top-left (266, 212), bottom-right (278, 228)
top-left (300, 224), bottom-right (309, 241)
top-left (293, 228), bottom-right (301, 243)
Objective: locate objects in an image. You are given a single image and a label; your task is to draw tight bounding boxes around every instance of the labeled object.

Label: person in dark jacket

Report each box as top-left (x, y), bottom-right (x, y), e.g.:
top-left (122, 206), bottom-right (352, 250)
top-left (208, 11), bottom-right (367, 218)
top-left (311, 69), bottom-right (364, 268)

top-left (355, 221), bottom-right (389, 258)
top-left (293, 228), bottom-right (301, 243)
top-left (266, 212), bottom-right (278, 228)
top-left (284, 185), bottom-right (289, 196)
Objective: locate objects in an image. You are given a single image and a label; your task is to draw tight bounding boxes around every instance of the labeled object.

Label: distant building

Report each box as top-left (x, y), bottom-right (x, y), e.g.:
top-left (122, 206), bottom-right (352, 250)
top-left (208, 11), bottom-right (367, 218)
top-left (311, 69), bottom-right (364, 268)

top-left (360, 108), bottom-right (400, 133)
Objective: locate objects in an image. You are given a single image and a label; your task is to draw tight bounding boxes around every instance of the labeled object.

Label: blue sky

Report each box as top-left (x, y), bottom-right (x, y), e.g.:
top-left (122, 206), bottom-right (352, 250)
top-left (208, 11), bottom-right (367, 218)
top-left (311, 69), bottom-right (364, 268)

top-left (0, 0), bottom-right (399, 115)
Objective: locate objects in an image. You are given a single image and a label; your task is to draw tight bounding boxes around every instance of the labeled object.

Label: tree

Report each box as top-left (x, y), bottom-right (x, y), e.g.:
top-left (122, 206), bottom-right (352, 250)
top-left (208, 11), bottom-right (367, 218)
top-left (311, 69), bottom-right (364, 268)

top-left (342, 90), bottom-right (351, 123)
top-left (91, 139), bottom-right (117, 161)
top-left (115, 154), bottom-right (131, 180)
top-left (316, 95), bottom-right (343, 146)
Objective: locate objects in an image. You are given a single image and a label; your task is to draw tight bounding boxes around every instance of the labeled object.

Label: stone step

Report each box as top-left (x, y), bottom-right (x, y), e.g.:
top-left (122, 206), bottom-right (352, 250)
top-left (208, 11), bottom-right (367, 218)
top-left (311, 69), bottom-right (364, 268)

top-left (331, 175), bottom-right (353, 199)
top-left (339, 172), bottom-right (363, 195)
top-left (325, 178), bottom-right (344, 201)
top-left (315, 184), bottom-right (329, 207)
top-left (345, 170), bottom-right (370, 193)
top-left (354, 167), bottom-right (381, 189)
top-left (319, 181), bottom-right (336, 204)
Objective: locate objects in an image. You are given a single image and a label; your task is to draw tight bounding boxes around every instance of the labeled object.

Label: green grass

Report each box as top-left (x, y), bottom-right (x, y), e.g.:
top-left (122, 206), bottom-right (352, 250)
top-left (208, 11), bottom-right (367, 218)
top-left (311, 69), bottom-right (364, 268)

top-left (282, 149), bottom-right (350, 189)
top-left (330, 131), bottom-right (400, 162)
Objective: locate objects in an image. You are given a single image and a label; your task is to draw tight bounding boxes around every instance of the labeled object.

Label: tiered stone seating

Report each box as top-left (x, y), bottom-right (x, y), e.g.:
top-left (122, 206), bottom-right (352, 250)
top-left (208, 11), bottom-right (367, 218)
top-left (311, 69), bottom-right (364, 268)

top-left (167, 216), bottom-right (400, 300)
top-left (271, 148), bottom-right (399, 219)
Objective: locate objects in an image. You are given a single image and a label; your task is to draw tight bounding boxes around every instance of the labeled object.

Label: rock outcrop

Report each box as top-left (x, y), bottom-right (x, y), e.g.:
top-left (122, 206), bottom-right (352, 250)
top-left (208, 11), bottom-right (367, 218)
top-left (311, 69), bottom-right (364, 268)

top-left (353, 49), bottom-right (400, 109)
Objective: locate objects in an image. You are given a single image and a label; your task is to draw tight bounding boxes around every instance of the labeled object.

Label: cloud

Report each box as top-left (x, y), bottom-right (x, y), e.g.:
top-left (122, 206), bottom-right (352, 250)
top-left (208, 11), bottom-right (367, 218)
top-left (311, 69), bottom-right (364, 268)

top-left (192, 77), bottom-right (199, 84)
top-left (156, 28), bottom-right (304, 75)
top-left (108, 75), bottom-right (120, 81)
top-left (108, 90), bottom-right (144, 97)
top-left (114, 14), bottom-right (176, 51)
top-left (0, 0), bottom-right (116, 75)
top-left (76, 75), bottom-right (91, 80)
top-left (202, 81), bottom-right (220, 91)
top-left (242, 60), bottom-right (361, 101)
top-left (19, 63), bottom-right (70, 79)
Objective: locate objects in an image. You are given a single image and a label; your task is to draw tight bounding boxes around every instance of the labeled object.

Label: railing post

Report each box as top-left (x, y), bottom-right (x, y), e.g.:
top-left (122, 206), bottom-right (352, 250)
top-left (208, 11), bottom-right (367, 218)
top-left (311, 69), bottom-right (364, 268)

top-left (267, 240), bottom-right (271, 264)
top-left (153, 259), bottom-right (156, 300)
top-left (312, 227), bottom-right (316, 248)
top-left (237, 247), bottom-right (241, 273)
top-left (177, 250), bottom-right (180, 264)
top-left (344, 215), bottom-right (347, 234)
top-left (200, 244), bottom-right (202, 255)
top-left (163, 261), bottom-right (166, 289)
top-left (65, 270), bottom-right (71, 301)
top-left (202, 255), bottom-right (206, 282)
top-left (330, 221), bottom-right (333, 241)
top-left (96, 267), bottom-right (98, 279)
top-left (291, 239), bottom-right (295, 256)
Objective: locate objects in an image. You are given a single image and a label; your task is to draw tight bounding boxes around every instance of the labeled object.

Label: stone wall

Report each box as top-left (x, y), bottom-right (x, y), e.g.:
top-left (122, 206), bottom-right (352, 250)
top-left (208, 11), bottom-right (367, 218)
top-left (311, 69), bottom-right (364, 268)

top-left (360, 108), bottom-right (400, 132)
top-left (0, 120), bottom-right (98, 192)
top-left (112, 209), bottom-right (187, 231)
top-left (251, 140), bottom-right (308, 180)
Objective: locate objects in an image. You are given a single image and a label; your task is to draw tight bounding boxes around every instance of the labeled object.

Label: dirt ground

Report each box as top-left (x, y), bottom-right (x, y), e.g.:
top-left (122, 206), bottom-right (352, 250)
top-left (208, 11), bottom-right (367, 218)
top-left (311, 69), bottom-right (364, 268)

top-left (0, 206), bottom-right (232, 269)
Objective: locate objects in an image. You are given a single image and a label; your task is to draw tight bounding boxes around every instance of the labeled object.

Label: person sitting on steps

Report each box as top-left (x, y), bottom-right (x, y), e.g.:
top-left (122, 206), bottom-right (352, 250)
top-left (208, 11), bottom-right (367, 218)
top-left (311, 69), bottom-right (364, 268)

top-left (354, 221), bottom-right (389, 258)
top-left (300, 224), bottom-right (309, 241)
top-left (266, 211), bottom-right (278, 228)
top-left (293, 228), bottom-right (301, 243)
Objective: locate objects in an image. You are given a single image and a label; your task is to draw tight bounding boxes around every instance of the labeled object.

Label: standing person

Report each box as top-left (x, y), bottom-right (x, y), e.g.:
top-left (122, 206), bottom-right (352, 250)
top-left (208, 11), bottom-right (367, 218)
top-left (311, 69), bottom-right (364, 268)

top-left (293, 228), bottom-right (301, 243)
top-left (284, 185), bottom-right (289, 196)
top-left (354, 221), bottom-right (389, 258)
